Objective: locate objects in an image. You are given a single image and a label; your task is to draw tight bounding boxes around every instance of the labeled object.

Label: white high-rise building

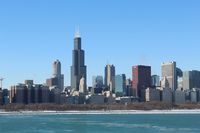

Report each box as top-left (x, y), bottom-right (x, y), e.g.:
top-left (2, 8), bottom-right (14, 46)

top-left (161, 61), bottom-right (177, 91)
top-left (79, 76), bottom-right (85, 93)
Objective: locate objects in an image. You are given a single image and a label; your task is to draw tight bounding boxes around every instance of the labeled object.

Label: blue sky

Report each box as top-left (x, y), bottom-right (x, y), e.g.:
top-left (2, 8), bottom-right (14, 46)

top-left (0, 0), bottom-right (200, 88)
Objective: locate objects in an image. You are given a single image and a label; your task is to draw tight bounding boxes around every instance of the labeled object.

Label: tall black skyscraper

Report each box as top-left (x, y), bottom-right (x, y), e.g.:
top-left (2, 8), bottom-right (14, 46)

top-left (71, 31), bottom-right (87, 92)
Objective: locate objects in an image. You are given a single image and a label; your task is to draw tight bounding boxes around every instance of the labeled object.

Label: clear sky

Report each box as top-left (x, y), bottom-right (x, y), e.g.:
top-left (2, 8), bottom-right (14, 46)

top-left (0, 0), bottom-right (200, 89)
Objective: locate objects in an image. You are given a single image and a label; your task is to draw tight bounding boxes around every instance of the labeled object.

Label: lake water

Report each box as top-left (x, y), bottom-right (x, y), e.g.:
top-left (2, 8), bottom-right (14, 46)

top-left (0, 113), bottom-right (200, 133)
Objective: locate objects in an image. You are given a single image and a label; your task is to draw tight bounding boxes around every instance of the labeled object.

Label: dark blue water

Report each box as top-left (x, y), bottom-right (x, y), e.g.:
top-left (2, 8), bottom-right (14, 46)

top-left (0, 114), bottom-right (200, 133)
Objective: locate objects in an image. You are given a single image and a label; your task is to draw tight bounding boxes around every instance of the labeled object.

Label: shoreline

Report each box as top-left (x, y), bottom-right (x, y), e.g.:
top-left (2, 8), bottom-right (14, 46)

top-left (1, 109), bottom-right (200, 115)
top-left (2, 102), bottom-right (200, 114)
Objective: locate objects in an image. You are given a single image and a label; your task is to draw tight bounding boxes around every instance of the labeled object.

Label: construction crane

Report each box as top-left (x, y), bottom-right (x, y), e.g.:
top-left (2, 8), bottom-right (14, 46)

top-left (0, 77), bottom-right (4, 89)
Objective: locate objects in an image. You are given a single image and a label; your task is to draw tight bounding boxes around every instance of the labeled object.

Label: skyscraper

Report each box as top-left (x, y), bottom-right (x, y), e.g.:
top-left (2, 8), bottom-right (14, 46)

top-left (46, 60), bottom-right (64, 91)
top-left (151, 75), bottom-right (160, 87)
top-left (183, 70), bottom-right (200, 90)
top-left (92, 76), bottom-right (103, 88)
top-left (161, 61), bottom-right (177, 91)
top-left (105, 64), bottom-right (115, 93)
top-left (53, 60), bottom-right (64, 90)
top-left (71, 31), bottom-right (87, 92)
top-left (53, 60), bottom-right (61, 77)
top-left (126, 78), bottom-right (132, 96)
top-left (115, 74), bottom-right (126, 96)
top-left (132, 65), bottom-right (151, 99)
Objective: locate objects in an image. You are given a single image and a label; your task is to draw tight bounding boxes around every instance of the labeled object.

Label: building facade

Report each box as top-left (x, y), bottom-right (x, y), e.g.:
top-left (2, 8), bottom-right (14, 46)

top-left (161, 61), bottom-right (177, 91)
top-left (183, 70), bottom-right (200, 90)
top-left (92, 75), bottom-right (104, 88)
top-left (126, 78), bottom-right (132, 96)
top-left (161, 88), bottom-right (173, 104)
top-left (105, 64), bottom-right (115, 93)
top-left (174, 90), bottom-right (186, 104)
top-left (10, 81), bottom-right (50, 104)
top-left (46, 60), bottom-right (64, 91)
top-left (132, 65), bottom-right (151, 99)
top-left (71, 32), bottom-right (87, 92)
top-left (53, 60), bottom-right (64, 90)
top-left (145, 88), bottom-right (160, 102)
top-left (115, 74), bottom-right (126, 96)
top-left (151, 75), bottom-right (160, 87)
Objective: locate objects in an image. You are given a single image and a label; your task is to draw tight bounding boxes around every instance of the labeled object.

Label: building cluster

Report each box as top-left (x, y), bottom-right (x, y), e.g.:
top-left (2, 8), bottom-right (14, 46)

top-left (1, 32), bottom-right (200, 105)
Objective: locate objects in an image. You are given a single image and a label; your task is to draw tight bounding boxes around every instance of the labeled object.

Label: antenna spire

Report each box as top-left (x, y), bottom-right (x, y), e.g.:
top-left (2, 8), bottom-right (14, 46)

top-left (74, 26), bottom-right (80, 38)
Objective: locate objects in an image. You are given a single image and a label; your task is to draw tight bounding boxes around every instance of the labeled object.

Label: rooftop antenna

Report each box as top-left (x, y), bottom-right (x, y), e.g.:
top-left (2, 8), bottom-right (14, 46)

top-left (74, 26), bottom-right (80, 38)
top-left (0, 77), bottom-right (4, 89)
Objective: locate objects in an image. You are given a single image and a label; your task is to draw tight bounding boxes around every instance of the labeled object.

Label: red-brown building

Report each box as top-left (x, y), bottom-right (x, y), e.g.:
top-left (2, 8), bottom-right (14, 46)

top-left (132, 65), bottom-right (151, 100)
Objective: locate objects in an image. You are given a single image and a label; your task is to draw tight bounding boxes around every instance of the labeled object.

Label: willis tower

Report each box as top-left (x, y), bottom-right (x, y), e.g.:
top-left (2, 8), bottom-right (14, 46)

top-left (71, 31), bottom-right (87, 92)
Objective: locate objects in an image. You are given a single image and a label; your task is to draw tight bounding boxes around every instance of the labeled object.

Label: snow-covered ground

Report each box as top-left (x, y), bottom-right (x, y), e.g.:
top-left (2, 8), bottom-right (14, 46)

top-left (1, 110), bottom-right (200, 115)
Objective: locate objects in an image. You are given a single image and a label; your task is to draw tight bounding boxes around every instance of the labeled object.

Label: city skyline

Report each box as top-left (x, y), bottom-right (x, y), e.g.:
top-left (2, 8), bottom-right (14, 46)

top-left (1, 0), bottom-right (200, 89)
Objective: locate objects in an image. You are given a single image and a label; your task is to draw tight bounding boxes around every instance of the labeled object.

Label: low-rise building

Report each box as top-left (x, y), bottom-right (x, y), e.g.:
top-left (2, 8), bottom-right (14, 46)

top-left (119, 97), bottom-right (132, 104)
top-left (2, 89), bottom-right (9, 105)
top-left (40, 85), bottom-right (50, 103)
top-left (105, 96), bottom-right (115, 104)
top-left (190, 90), bottom-right (197, 103)
top-left (60, 92), bottom-right (67, 104)
top-left (10, 81), bottom-right (51, 104)
top-left (66, 95), bottom-right (80, 104)
top-left (145, 88), bottom-right (160, 102)
top-left (50, 87), bottom-right (62, 104)
top-left (15, 84), bottom-right (26, 104)
top-left (89, 95), bottom-right (105, 104)
top-left (196, 89), bottom-right (200, 102)
top-left (161, 88), bottom-right (173, 104)
top-left (0, 90), bottom-right (3, 105)
top-left (174, 90), bottom-right (186, 104)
